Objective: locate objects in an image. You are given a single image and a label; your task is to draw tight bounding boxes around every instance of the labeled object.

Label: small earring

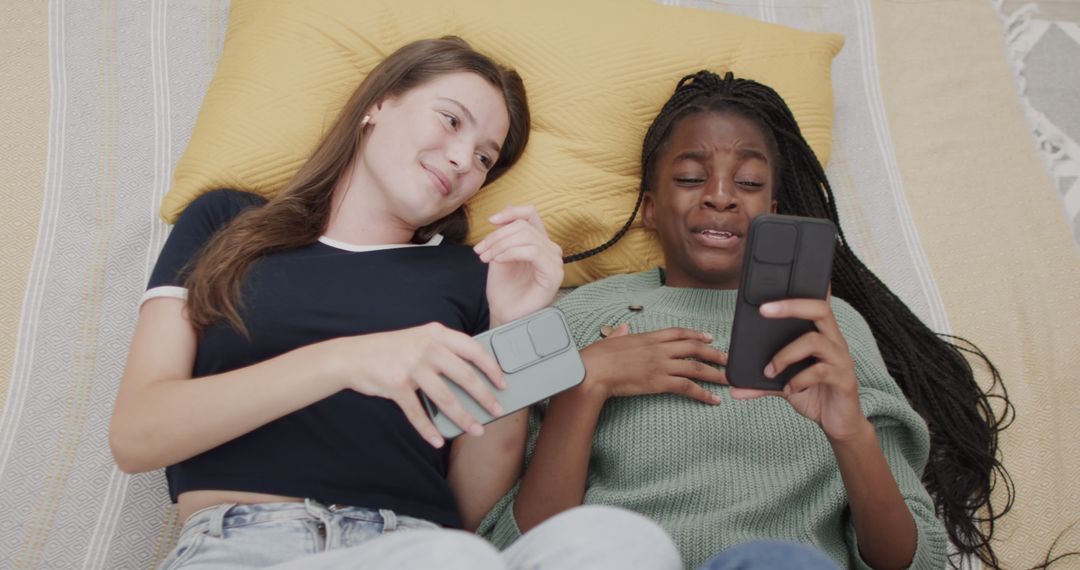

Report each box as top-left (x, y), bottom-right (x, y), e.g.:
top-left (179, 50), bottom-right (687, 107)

top-left (360, 115), bottom-right (371, 127)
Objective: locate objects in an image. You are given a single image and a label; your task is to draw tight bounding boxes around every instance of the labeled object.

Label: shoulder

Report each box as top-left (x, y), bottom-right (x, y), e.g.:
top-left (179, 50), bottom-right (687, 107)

top-left (175, 189), bottom-right (267, 231)
top-left (557, 269), bottom-right (661, 311)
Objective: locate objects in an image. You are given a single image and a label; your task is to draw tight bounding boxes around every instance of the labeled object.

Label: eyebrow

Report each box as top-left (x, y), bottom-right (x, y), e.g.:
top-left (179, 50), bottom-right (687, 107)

top-left (438, 97), bottom-right (502, 155)
top-left (673, 147), bottom-right (770, 163)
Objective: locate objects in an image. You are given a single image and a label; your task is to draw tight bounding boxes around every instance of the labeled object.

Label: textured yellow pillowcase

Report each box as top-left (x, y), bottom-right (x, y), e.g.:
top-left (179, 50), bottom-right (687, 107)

top-left (165, 0), bottom-right (843, 285)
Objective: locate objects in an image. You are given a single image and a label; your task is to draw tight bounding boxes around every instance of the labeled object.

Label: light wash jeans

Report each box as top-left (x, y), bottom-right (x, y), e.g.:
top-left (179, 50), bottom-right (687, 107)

top-left (159, 499), bottom-right (682, 570)
top-left (696, 540), bottom-right (841, 570)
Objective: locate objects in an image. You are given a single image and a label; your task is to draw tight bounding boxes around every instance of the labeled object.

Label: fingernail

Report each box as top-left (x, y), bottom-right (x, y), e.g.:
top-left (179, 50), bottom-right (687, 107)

top-left (764, 363), bottom-right (776, 378)
top-left (703, 332), bottom-right (713, 342)
top-left (712, 393), bottom-right (722, 404)
top-left (491, 402), bottom-right (504, 416)
top-left (428, 436), bottom-right (444, 448)
top-left (473, 241), bottom-right (486, 252)
top-left (761, 303), bottom-right (778, 316)
top-left (489, 213), bottom-right (503, 223)
top-left (468, 424), bottom-right (485, 437)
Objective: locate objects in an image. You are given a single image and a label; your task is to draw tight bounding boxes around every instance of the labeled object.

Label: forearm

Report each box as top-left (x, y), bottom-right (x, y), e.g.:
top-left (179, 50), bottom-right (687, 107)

top-left (512, 382), bottom-right (606, 532)
top-left (110, 340), bottom-right (341, 473)
top-left (831, 421), bottom-right (918, 569)
top-left (450, 410), bottom-right (529, 531)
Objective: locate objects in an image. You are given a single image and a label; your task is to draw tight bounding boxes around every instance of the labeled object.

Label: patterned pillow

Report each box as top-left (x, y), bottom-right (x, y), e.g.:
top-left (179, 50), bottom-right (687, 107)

top-left (164, 0), bottom-right (843, 285)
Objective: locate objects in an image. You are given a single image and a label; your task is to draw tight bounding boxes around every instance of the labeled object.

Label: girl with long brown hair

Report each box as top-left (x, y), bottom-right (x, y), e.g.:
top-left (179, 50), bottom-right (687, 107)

top-left (110, 37), bottom-right (681, 570)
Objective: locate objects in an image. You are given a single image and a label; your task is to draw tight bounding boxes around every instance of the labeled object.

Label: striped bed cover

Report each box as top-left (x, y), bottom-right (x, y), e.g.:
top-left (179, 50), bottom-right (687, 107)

top-left (1, 1), bottom-right (1077, 568)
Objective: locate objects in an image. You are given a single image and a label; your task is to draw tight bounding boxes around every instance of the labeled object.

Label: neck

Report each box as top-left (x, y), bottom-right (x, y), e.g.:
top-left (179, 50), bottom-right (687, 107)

top-left (661, 267), bottom-right (740, 290)
top-left (325, 166), bottom-right (415, 246)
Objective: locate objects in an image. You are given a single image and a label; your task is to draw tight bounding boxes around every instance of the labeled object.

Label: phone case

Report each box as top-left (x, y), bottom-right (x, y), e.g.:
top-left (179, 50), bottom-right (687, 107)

top-left (726, 214), bottom-right (837, 390)
top-left (421, 306), bottom-right (585, 438)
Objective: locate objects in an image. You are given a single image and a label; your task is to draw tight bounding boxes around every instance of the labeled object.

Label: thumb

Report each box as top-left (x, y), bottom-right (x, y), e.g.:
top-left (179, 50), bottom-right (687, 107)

top-left (610, 323), bottom-right (631, 338)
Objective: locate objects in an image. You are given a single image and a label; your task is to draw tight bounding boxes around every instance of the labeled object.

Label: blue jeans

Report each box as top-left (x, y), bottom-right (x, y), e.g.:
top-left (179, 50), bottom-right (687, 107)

top-left (159, 500), bottom-right (682, 569)
top-left (696, 540), bottom-right (840, 570)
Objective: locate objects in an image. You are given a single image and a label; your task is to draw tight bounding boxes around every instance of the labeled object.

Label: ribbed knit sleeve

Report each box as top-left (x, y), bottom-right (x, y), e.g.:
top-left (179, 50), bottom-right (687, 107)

top-left (831, 301), bottom-right (948, 569)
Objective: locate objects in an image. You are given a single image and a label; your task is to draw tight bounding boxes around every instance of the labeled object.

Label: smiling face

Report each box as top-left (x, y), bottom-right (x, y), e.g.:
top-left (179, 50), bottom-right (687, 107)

top-left (357, 71), bottom-right (511, 229)
top-left (643, 110), bottom-right (778, 289)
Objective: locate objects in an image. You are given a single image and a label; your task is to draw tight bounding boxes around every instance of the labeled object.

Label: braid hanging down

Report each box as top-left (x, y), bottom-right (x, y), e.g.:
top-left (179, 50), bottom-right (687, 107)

top-left (565, 70), bottom-right (1017, 569)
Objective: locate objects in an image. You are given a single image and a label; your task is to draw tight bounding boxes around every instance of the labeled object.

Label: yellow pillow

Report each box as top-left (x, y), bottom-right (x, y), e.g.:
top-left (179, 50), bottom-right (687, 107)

top-left (165, 0), bottom-right (843, 286)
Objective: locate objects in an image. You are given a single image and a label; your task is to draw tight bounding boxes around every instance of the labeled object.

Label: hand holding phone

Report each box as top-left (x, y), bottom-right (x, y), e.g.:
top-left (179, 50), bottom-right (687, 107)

top-left (421, 306), bottom-right (585, 438)
top-left (726, 214), bottom-right (837, 390)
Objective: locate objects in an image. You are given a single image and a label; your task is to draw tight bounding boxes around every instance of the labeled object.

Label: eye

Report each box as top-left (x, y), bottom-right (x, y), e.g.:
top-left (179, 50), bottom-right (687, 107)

top-left (440, 112), bottom-right (460, 129)
top-left (675, 177), bottom-right (705, 186)
top-left (736, 179), bottom-right (765, 189)
top-left (476, 153), bottom-right (493, 170)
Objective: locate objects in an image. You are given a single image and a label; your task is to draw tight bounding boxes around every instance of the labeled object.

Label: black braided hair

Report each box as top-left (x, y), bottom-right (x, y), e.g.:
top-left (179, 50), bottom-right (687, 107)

top-left (569, 70), bottom-right (1017, 569)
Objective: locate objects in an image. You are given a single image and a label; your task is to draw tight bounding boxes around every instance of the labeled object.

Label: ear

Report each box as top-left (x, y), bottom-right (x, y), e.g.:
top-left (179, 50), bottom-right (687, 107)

top-left (642, 191), bottom-right (657, 230)
top-left (769, 199), bottom-right (778, 214)
top-left (365, 97), bottom-right (395, 125)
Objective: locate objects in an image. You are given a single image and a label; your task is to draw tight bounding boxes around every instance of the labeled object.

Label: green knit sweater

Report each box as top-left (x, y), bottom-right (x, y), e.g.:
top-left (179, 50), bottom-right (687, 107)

top-left (478, 269), bottom-right (947, 569)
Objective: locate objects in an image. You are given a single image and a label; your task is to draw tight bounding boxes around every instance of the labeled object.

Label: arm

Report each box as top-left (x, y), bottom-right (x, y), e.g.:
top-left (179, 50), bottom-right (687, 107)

top-left (511, 374), bottom-right (605, 531)
top-left (730, 298), bottom-right (917, 569)
top-left (447, 409), bottom-right (528, 531)
top-left (447, 204), bottom-right (565, 529)
top-left (109, 297), bottom-right (345, 473)
top-left (830, 422), bottom-right (918, 570)
top-left (110, 298), bottom-right (509, 473)
top-left (513, 326), bottom-right (724, 533)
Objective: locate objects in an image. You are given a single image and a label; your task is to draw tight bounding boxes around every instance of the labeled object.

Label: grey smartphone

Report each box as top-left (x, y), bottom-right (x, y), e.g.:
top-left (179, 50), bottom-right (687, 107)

top-left (421, 306), bottom-right (585, 438)
top-left (726, 214), bottom-right (837, 390)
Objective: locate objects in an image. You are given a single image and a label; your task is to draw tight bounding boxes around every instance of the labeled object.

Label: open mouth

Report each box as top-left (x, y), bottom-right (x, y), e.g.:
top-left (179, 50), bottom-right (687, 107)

top-left (697, 229), bottom-right (735, 240)
top-left (692, 228), bottom-right (741, 248)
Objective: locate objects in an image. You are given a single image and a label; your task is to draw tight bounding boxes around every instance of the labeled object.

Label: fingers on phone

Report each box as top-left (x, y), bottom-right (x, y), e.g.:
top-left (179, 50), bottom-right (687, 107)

top-left (436, 346), bottom-right (503, 417)
top-left (417, 372), bottom-right (484, 437)
top-left (785, 362), bottom-right (853, 396)
top-left (440, 327), bottom-right (505, 389)
top-left (394, 392), bottom-right (446, 448)
top-left (767, 331), bottom-right (837, 379)
top-left (760, 298), bottom-right (829, 319)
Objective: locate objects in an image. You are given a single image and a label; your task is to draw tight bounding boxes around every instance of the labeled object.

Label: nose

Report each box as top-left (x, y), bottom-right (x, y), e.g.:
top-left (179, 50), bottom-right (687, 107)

top-left (446, 141), bottom-right (472, 174)
top-left (702, 176), bottom-right (737, 211)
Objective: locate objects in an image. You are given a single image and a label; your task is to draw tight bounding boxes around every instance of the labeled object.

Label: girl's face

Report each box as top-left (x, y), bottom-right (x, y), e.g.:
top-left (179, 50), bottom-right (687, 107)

top-left (357, 72), bottom-right (510, 228)
top-left (643, 111), bottom-right (778, 289)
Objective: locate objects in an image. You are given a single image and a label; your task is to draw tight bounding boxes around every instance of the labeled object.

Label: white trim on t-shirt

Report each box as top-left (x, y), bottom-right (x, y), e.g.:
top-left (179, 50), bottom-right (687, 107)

top-left (318, 233), bottom-right (444, 252)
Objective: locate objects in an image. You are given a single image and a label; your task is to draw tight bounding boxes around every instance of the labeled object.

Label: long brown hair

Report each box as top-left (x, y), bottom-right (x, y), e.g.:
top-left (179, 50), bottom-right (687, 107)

top-left (183, 36), bottom-right (530, 337)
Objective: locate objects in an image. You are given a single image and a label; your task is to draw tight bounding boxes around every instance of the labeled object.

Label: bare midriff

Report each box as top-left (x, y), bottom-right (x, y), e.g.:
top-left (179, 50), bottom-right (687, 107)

top-left (178, 490), bottom-right (304, 523)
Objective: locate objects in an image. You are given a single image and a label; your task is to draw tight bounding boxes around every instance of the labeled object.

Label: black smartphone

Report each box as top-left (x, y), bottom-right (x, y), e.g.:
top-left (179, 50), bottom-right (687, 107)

top-left (420, 306), bottom-right (586, 438)
top-left (726, 214), bottom-right (837, 390)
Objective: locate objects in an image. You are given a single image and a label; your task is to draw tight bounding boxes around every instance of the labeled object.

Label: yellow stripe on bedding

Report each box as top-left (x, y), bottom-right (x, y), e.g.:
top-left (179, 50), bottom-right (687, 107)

top-left (873, 0), bottom-right (1080, 565)
top-left (0, 0), bottom-right (50, 422)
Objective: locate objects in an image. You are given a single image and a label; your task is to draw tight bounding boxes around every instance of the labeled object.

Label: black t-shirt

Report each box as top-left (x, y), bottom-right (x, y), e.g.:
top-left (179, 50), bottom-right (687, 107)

top-left (145, 189), bottom-right (489, 528)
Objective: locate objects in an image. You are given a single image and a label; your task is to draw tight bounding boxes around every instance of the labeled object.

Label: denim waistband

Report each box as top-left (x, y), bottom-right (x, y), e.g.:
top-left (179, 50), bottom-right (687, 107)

top-left (178, 500), bottom-right (438, 543)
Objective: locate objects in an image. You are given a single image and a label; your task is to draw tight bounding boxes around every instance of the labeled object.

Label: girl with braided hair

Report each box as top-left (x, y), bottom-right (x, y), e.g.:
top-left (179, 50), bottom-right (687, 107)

top-left (479, 71), bottom-right (1013, 569)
